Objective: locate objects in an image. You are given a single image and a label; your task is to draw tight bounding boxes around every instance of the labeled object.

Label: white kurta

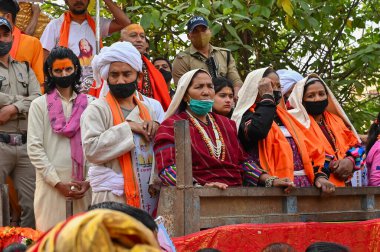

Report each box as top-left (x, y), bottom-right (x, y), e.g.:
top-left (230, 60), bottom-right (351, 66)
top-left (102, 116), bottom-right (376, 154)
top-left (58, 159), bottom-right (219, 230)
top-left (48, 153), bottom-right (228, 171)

top-left (27, 92), bottom-right (93, 232)
top-left (80, 97), bottom-right (156, 205)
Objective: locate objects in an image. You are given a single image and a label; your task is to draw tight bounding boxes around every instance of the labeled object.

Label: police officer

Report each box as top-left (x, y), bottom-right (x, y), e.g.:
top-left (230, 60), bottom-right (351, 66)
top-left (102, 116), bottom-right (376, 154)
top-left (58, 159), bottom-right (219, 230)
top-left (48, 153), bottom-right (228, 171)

top-left (172, 16), bottom-right (243, 98)
top-left (0, 17), bottom-right (40, 228)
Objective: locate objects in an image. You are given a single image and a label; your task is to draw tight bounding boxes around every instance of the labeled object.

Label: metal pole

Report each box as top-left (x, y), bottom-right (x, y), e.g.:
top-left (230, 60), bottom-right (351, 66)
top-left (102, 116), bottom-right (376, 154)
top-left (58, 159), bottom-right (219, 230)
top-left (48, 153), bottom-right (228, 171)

top-left (95, 0), bottom-right (101, 54)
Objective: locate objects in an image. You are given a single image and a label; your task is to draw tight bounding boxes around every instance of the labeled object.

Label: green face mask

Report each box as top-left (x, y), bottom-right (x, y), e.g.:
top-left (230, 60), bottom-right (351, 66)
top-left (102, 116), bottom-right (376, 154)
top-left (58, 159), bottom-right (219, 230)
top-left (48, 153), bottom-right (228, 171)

top-left (188, 97), bottom-right (214, 116)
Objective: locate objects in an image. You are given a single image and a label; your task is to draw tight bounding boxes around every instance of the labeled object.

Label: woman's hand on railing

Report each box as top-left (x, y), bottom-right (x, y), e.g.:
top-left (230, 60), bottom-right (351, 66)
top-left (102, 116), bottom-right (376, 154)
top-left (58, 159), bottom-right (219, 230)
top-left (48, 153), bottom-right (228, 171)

top-left (315, 177), bottom-right (335, 194)
top-left (272, 178), bottom-right (296, 194)
top-left (204, 182), bottom-right (229, 190)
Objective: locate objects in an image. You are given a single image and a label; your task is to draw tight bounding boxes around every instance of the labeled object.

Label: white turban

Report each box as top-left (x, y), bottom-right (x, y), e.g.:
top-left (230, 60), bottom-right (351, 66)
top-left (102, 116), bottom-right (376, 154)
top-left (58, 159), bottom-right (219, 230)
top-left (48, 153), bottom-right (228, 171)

top-left (92, 41), bottom-right (142, 89)
top-left (277, 69), bottom-right (303, 95)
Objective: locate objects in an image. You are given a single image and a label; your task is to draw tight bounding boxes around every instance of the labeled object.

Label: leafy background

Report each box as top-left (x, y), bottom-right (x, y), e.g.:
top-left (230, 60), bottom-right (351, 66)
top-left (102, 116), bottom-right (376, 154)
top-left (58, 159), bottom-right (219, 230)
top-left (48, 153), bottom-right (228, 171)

top-left (42, 0), bottom-right (379, 133)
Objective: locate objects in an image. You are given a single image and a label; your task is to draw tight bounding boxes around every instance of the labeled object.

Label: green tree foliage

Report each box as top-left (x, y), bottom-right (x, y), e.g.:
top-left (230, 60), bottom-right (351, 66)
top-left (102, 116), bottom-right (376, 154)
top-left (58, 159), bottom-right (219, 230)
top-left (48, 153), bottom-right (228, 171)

top-left (42, 0), bottom-right (379, 132)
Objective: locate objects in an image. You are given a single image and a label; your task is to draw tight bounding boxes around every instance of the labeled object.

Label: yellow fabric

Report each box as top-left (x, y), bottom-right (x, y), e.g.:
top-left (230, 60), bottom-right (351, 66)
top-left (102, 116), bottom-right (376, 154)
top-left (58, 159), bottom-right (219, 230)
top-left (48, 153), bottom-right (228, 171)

top-left (28, 209), bottom-right (160, 252)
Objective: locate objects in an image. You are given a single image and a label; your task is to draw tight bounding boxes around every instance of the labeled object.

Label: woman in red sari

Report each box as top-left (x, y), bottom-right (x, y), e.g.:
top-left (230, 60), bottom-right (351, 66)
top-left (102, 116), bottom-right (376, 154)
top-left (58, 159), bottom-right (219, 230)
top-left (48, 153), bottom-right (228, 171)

top-left (154, 69), bottom-right (294, 190)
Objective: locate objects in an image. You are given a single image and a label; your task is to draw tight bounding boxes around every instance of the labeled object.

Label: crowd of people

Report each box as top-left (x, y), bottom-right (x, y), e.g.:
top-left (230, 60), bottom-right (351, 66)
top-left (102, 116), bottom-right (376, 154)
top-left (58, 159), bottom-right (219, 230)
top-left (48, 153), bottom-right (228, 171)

top-left (0, 0), bottom-right (379, 250)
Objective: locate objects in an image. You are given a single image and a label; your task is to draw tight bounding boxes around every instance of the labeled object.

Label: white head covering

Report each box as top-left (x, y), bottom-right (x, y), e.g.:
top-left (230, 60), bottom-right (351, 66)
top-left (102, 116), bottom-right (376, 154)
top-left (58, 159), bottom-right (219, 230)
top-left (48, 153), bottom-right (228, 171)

top-left (231, 67), bottom-right (268, 130)
top-left (91, 41), bottom-right (142, 96)
top-left (164, 69), bottom-right (210, 120)
top-left (287, 74), bottom-right (361, 142)
top-left (277, 69), bottom-right (304, 95)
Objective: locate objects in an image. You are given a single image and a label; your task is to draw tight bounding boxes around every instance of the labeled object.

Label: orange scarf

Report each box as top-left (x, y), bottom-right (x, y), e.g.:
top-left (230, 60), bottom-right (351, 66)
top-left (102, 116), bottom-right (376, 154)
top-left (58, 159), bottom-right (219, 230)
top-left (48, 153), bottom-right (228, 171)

top-left (105, 93), bottom-right (151, 208)
top-left (58, 11), bottom-right (102, 48)
top-left (308, 111), bottom-right (359, 186)
top-left (140, 56), bottom-right (171, 111)
top-left (10, 27), bottom-right (22, 58)
top-left (309, 111), bottom-right (359, 159)
top-left (256, 106), bottom-right (325, 183)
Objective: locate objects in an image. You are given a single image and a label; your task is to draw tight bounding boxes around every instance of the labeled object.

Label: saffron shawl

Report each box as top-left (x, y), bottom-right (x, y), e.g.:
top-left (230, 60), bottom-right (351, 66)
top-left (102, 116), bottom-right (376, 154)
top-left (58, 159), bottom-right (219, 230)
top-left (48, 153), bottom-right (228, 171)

top-left (140, 56), bottom-right (171, 111)
top-left (232, 67), bottom-right (326, 182)
top-left (287, 73), bottom-right (361, 142)
top-left (105, 93), bottom-right (151, 208)
top-left (58, 11), bottom-right (102, 48)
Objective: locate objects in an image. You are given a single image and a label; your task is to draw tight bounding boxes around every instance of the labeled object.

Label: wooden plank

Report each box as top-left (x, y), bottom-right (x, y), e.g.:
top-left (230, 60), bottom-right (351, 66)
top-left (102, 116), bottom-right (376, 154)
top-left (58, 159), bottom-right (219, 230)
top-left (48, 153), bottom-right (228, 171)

top-left (173, 120), bottom-right (193, 236)
top-left (0, 184), bottom-right (10, 226)
top-left (174, 120), bottom-right (193, 188)
top-left (283, 196), bottom-right (297, 214)
top-left (200, 196), bottom-right (283, 217)
top-left (361, 194), bottom-right (375, 210)
top-left (195, 187), bottom-right (380, 197)
top-left (157, 187), bottom-right (177, 237)
top-left (184, 188), bottom-right (200, 235)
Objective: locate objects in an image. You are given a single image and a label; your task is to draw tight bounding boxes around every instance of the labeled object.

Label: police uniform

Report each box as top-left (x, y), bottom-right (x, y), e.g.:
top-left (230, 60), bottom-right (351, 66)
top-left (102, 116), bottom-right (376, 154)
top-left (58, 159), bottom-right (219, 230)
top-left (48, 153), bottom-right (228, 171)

top-left (172, 44), bottom-right (243, 87)
top-left (0, 57), bottom-right (41, 228)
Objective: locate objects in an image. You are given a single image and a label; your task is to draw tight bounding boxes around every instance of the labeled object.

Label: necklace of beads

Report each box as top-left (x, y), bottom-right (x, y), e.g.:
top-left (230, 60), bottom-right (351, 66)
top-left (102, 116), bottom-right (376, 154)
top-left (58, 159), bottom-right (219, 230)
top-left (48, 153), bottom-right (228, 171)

top-left (186, 110), bottom-right (226, 161)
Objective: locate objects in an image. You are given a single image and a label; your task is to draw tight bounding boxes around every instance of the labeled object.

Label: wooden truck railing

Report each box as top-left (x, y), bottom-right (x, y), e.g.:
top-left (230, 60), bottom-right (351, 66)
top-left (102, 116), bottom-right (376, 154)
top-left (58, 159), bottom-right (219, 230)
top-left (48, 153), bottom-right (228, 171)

top-left (157, 120), bottom-right (380, 237)
top-left (1, 120), bottom-right (380, 238)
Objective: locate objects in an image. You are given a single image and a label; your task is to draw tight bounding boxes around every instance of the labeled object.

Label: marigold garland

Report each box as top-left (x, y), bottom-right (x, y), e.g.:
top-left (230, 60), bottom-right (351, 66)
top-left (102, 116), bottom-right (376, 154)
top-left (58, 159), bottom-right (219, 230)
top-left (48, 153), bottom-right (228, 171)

top-left (0, 226), bottom-right (43, 250)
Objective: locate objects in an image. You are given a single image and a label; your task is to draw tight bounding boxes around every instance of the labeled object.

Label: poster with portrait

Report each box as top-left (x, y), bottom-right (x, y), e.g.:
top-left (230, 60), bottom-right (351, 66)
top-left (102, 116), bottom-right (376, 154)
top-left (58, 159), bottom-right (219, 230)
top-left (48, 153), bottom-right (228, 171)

top-left (131, 134), bottom-right (158, 216)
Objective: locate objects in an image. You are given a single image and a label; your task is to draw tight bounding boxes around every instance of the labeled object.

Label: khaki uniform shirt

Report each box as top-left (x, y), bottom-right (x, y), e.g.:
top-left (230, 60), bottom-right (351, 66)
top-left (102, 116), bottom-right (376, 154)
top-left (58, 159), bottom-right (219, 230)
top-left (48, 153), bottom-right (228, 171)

top-left (172, 44), bottom-right (243, 87)
top-left (0, 57), bottom-right (41, 133)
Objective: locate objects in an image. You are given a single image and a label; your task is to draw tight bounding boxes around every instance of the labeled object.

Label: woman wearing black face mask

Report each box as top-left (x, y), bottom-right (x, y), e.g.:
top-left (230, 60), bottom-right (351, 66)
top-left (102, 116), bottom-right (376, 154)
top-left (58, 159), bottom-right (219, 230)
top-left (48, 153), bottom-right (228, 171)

top-left (287, 74), bottom-right (365, 187)
top-left (233, 67), bottom-right (336, 194)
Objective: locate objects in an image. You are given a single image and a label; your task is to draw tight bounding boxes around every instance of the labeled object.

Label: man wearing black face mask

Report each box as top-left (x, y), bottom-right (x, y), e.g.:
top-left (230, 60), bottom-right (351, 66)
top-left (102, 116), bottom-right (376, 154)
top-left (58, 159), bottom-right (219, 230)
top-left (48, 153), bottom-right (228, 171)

top-left (0, 17), bottom-right (41, 228)
top-left (81, 42), bottom-right (159, 213)
top-left (153, 57), bottom-right (175, 98)
top-left (27, 46), bottom-right (93, 231)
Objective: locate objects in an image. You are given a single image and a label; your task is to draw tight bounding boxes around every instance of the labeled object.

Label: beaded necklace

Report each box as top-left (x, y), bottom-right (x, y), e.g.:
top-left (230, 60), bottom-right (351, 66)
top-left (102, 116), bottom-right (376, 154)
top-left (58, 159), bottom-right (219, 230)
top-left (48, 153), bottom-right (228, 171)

top-left (186, 110), bottom-right (226, 161)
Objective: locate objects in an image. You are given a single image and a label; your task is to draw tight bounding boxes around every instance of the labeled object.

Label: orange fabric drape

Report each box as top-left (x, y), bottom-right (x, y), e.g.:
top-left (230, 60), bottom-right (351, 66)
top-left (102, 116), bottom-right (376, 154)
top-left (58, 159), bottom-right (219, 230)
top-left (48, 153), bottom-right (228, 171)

top-left (140, 56), bottom-right (171, 111)
top-left (309, 111), bottom-right (359, 159)
top-left (10, 27), bottom-right (44, 89)
top-left (58, 11), bottom-right (102, 48)
top-left (105, 93), bottom-right (151, 208)
top-left (307, 111), bottom-right (359, 186)
top-left (87, 81), bottom-right (102, 98)
top-left (256, 106), bottom-right (325, 183)
top-left (10, 27), bottom-right (21, 58)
